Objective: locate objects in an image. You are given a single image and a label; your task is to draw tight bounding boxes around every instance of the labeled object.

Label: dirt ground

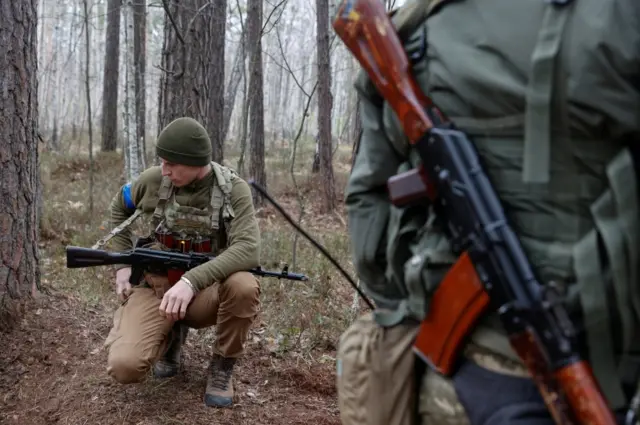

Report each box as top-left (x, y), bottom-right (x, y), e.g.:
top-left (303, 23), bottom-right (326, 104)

top-left (0, 283), bottom-right (340, 425)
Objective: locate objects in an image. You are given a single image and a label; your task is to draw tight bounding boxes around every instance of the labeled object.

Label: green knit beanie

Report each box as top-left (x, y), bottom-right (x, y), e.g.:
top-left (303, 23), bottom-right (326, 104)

top-left (155, 117), bottom-right (212, 166)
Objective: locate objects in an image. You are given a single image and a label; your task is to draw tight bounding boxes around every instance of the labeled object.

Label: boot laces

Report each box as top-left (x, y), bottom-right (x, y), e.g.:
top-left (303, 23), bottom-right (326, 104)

top-left (210, 358), bottom-right (234, 390)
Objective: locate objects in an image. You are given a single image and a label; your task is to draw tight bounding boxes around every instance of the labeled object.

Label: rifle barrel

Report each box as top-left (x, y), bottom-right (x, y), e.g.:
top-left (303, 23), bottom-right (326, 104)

top-left (66, 246), bottom-right (132, 268)
top-left (65, 246), bottom-right (310, 281)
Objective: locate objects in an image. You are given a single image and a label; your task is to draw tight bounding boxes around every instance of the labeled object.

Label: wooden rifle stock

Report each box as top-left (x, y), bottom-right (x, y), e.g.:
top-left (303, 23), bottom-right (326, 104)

top-left (332, 1), bottom-right (618, 424)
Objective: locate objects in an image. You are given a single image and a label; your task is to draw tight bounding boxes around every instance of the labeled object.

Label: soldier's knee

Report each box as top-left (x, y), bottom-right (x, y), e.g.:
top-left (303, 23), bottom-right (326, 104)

top-left (107, 345), bottom-right (149, 384)
top-left (222, 272), bottom-right (260, 301)
top-left (220, 272), bottom-right (260, 317)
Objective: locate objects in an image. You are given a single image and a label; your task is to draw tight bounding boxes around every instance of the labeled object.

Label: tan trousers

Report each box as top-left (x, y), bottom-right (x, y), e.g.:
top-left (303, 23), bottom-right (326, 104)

top-left (104, 271), bottom-right (260, 384)
top-left (336, 313), bottom-right (530, 425)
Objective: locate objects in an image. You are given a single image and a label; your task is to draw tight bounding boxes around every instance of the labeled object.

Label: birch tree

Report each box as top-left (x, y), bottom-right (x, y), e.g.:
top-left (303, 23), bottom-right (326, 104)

top-left (123, 0), bottom-right (145, 181)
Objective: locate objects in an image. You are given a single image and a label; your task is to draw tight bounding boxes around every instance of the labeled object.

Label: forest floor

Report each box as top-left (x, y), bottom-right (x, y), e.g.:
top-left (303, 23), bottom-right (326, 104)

top-left (0, 140), bottom-right (365, 425)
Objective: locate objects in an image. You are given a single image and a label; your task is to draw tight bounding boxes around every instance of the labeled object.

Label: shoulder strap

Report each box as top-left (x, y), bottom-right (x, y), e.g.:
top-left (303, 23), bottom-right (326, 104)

top-left (391, 0), bottom-right (450, 42)
top-left (209, 162), bottom-right (237, 230)
top-left (522, 0), bottom-right (575, 183)
top-left (152, 176), bottom-right (174, 227)
top-left (569, 148), bottom-right (640, 410)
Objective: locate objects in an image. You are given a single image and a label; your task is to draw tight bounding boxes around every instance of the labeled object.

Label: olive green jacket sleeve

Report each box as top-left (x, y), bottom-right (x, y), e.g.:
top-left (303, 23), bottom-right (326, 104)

top-left (182, 178), bottom-right (261, 290)
top-left (345, 71), bottom-right (406, 305)
top-left (106, 167), bottom-right (163, 268)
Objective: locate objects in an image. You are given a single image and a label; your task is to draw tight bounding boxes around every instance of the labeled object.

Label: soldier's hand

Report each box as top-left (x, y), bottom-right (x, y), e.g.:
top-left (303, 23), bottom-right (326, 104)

top-left (115, 267), bottom-right (133, 302)
top-left (159, 279), bottom-right (196, 322)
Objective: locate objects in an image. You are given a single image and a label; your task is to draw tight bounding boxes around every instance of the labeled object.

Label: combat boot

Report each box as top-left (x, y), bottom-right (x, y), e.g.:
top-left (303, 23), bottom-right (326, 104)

top-left (204, 353), bottom-right (237, 408)
top-left (153, 323), bottom-right (188, 378)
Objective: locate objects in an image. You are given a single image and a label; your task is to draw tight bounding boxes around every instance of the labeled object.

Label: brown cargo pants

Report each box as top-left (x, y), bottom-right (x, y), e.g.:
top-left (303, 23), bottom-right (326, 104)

top-left (104, 271), bottom-right (260, 384)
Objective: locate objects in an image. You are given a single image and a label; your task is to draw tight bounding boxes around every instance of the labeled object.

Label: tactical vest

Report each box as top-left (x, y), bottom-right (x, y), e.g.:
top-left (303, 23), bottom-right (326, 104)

top-left (151, 161), bottom-right (237, 255)
top-left (349, 0), bottom-right (640, 410)
top-left (96, 161), bottom-right (238, 256)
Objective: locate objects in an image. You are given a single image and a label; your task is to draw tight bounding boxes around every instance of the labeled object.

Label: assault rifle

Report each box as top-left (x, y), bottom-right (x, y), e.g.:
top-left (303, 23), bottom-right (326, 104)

top-left (331, 1), bottom-right (617, 424)
top-left (66, 245), bottom-right (309, 285)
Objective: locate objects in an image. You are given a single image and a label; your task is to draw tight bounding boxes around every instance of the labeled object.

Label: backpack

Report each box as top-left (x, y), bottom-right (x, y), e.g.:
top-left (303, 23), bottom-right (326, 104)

top-left (347, 0), bottom-right (640, 410)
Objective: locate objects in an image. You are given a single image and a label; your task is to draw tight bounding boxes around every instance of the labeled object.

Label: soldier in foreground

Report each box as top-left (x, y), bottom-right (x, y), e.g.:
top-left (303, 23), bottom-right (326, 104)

top-left (336, 0), bottom-right (640, 424)
top-left (102, 117), bottom-right (261, 408)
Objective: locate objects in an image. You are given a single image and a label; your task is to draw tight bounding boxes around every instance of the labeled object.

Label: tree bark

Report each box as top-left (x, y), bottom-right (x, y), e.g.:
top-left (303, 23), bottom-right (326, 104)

top-left (123, 0), bottom-right (144, 181)
top-left (0, 0), bottom-right (40, 322)
top-left (247, 0), bottom-right (266, 206)
top-left (316, 0), bottom-right (336, 212)
top-left (100, 0), bottom-right (121, 152)
top-left (133, 0), bottom-right (147, 160)
top-left (209, 0), bottom-right (227, 162)
top-left (221, 26), bottom-right (246, 143)
top-left (157, 0), bottom-right (226, 162)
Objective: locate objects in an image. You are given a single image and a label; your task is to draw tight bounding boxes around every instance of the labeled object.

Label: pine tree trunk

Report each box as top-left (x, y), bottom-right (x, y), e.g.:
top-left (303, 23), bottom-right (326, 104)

top-left (133, 0), bottom-right (147, 161)
top-left (0, 0), bottom-right (40, 324)
top-left (101, 0), bottom-right (121, 152)
top-left (247, 0), bottom-right (266, 206)
top-left (157, 0), bottom-right (226, 162)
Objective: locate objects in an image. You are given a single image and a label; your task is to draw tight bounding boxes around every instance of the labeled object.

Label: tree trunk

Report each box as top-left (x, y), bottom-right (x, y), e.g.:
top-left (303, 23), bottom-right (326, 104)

top-left (209, 0), bottom-right (227, 162)
top-left (82, 0), bottom-right (95, 216)
top-left (157, 0), bottom-right (225, 163)
top-left (123, 0), bottom-right (143, 181)
top-left (101, 0), bottom-right (121, 152)
top-left (0, 0), bottom-right (40, 323)
top-left (221, 26), bottom-right (246, 143)
top-left (316, 0), bottom-right (336, 212)
top-left (247, 0), bottom-right (266, 206)
top-left (133, 0), bottom-right (147, 161)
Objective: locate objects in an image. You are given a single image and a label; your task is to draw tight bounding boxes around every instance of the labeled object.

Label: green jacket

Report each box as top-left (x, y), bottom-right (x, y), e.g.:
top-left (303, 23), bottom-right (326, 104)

top-left (108, 164), bottom-right (261, 291)
top-left (346, 0), bottom-right (640, 409)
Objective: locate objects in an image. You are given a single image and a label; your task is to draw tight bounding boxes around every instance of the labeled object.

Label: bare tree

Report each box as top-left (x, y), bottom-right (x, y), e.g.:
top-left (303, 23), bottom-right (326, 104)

top-left (123, 0), bottom-right (145, 181)
top-left (209, 0), bottom-right (227, 160)
top-left (0, 0), bottom-right (40, 324)
top-left (247, 0), bottom-right (266, 206)
top-left (316, 0), bottom-right (336, 212)
top-left (82, 0), bottom-right (95, 216)
top-left (133, 0), bottom-right (147, 159)
top-left (157, 0), bottom-right (226, 162)
top-left (222, 25), bottom-right (245, 143)
top-left (101, 0), bottom-right (121, 151)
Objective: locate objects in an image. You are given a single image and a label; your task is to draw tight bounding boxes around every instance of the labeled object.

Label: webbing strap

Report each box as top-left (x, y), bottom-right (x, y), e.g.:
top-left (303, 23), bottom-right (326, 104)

top-left (210, 162), bottom-right (235, 231)
top-left (152, 177), bottom-right (173, 227)
top-left (592, 191), bottom-right (633, 353)
top-left (92, 209), bottom-right (143, 249)
top-left (522, 1), bottom-right (573, 183)
top-left (607, 150), bottom-right (640, 338)
top-left (574, 230), bottom-right (626, 409)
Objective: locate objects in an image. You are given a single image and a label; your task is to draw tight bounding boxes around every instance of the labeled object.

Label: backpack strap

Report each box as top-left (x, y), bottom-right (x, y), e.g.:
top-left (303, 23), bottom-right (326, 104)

top-left (570, 148), bottom-right (640, 410)
top-left (152, 176), bottom-right (174, 227)
top-left (522, 0), bottom-right (575, 183)
top-left (209, 161), bottom-right (237, 231)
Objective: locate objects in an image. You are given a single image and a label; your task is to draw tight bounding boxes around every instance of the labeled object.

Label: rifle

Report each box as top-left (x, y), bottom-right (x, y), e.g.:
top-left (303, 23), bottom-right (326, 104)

top-left (332, 1), bottom-right (617, 424)
top-left (66, 245), bottom-right (309, 285)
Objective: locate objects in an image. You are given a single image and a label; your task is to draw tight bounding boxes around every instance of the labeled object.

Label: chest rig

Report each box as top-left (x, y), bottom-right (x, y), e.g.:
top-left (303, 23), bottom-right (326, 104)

top-left (152, 161), bottom-right (237, 256)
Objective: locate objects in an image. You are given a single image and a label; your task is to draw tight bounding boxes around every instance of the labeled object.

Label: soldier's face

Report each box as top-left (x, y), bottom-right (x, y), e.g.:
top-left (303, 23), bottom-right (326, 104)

top-left (160, 160), bottom-right (201, 187)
